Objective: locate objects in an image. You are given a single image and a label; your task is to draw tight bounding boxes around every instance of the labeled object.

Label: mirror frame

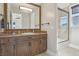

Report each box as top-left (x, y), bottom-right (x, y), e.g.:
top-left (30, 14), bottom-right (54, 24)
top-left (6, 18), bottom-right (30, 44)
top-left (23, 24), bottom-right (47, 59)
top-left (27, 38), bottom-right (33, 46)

top-left (4, 3), bottom-right (41, 30)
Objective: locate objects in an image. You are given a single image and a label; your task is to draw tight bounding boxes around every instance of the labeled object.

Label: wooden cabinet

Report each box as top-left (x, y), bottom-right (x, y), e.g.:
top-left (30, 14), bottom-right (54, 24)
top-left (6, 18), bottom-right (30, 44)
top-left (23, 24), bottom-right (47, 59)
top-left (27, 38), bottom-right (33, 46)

top-left (0, 40), bottom-right (2, 56)
top-left (0, 34), bottom-right (47, 56)
top-left (30, 34), bottom-right (47, 55)
top-left (40, 34), bottom-right (47, 52)
top-left (0, 37), bottom-right (14, 56)
top-left (30, 39), bottom-right (40, 55)
top-left (40, 39), bottom-right (47, 52)
top-left (14, 37), bottom-right (30, 56)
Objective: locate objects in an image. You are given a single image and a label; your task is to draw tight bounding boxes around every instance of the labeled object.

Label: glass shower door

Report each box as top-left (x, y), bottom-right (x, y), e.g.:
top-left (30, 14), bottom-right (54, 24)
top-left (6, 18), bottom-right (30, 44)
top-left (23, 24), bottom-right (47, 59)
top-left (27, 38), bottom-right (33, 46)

top-left (57, 8), bottom-right (69, 43)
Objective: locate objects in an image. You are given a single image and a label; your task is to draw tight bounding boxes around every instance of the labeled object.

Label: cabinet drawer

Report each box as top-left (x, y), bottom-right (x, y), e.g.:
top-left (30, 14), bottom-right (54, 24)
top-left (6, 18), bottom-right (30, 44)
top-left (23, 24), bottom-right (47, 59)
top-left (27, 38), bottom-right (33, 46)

top-left (41, 34), bottom-right (47, 39)
top-left (28, 35), bottom-right (41, 39)
top-left (0, 38), bottom-right (11, 45)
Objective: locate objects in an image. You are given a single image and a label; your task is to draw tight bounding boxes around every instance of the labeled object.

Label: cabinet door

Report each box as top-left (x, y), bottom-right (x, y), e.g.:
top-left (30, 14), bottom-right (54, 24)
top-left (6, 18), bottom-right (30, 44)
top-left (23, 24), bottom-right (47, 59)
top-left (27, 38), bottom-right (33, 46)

top-left (0, 39), bottom-right (2, 56)
top-left (15, 37), bottom-right (30, 56)
top-left (0, 37), bottom-right (14, 56)
top-left (31, 39), bottom-right (40, 55)
top-left (40, 37), bottom-right (47, 52)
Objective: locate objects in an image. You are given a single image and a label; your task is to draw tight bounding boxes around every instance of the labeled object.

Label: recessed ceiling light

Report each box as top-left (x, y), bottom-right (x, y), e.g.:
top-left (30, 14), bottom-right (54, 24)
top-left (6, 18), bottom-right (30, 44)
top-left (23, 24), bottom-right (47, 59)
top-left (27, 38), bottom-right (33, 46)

top-left (20, 6), bottom-right (32, 12)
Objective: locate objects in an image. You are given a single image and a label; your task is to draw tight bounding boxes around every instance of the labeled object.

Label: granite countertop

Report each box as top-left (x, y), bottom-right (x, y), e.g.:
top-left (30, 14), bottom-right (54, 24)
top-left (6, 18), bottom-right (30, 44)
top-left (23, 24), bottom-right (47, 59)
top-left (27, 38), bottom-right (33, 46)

top-left (0, 32), bottom-right (47, 38)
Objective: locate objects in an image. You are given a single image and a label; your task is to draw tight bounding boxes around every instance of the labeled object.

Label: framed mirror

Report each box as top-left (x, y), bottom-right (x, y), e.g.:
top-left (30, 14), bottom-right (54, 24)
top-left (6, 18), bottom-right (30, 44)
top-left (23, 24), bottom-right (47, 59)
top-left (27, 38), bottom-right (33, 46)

top-left (4, 3), bottom-right (41, 30)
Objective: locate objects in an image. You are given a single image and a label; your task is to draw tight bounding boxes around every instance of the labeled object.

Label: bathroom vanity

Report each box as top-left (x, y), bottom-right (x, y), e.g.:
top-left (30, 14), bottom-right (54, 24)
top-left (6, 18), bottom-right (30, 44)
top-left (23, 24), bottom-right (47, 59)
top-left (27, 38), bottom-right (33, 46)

top-left (0, 32), bottom-right (47, 56)
top-left (0, 3), bottom-right (47, 56)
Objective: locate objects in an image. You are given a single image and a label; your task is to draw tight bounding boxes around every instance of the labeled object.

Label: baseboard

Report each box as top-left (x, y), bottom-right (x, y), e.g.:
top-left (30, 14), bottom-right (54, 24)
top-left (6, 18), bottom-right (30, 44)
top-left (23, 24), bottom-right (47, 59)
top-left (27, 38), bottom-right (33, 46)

top-left (69, 44), bottom-right (79, 49)
top-left (47, 50), bottom-right (57, 56)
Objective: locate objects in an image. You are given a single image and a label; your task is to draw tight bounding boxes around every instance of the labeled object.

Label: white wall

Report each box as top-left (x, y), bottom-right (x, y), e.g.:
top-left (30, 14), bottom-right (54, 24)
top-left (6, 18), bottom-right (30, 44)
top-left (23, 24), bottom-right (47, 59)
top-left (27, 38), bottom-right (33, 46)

top-left (41, 3), bottom-right (57, 55)
top-left (57, 3), bottom-right (70, 11)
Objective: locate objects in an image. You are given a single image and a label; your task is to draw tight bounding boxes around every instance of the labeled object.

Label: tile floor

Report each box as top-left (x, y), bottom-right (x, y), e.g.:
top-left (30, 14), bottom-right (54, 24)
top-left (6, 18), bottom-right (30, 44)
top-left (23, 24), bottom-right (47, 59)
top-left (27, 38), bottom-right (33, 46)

top-left (37, 52), bottom-right (50, 56)
top-left (57, 41), bottom-right (79, 56)
top-left (37, 40), bottom-right (79, 56)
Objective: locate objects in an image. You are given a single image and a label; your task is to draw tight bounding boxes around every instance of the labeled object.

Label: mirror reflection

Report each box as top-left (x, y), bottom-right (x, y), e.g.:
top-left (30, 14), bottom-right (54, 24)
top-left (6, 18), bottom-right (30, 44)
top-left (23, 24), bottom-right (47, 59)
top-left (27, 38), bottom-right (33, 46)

top-left (7, 3), bottom-right (40, 29)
